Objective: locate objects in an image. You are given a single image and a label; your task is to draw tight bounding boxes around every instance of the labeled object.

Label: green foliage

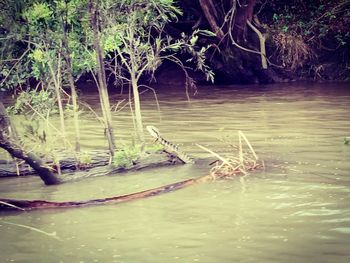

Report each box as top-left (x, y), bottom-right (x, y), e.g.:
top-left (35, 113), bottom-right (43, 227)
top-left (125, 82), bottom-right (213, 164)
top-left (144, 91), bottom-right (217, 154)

top-left (21, 0), bottom-right (94, 78)
top-left (102, 24), bottom-right (124, 52)
top-left (28, 48), bottom-right (51, 80)
top-left (260, 0), bottom-right (350, 74)
top-left (22, 2), bottom-right (53, 24)
top-left (22, 119), bottom-right (47, 144)
top-left (114, 147), bottom-right (140, 167)
top-left (1, 0), bottom-right (214, 151)
top-left (7, 90), bottom-right (57, 116)
top-left (0, 0), bottom-right (90, 94)
top-left (1, 0), bottom-right (213, 93)
top-left (0, 62), bottom-right (30, 91)
top-left (181, 30), bottom-right (215, 82)
top-left (78, 151), bottom-right (92, 164)
top-left (113, 144), bottom-right (164, 167)
top-left (95, 0), bottom-right (214, 143)
top-left (265, 0), bottom-right (350, 47)
top-left (100, 1), bottom-right (214, 83)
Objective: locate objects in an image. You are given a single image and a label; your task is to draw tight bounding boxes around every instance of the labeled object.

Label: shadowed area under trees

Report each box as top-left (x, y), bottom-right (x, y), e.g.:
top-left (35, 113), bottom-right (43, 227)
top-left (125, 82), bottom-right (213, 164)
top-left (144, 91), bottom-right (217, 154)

top-left (172, 0), bottom-right (350, 83)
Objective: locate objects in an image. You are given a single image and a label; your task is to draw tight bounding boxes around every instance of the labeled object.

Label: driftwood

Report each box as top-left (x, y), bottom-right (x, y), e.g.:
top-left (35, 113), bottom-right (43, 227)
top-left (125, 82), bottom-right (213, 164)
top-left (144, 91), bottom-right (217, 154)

top-left (0, 159), bottom-right (262, 212)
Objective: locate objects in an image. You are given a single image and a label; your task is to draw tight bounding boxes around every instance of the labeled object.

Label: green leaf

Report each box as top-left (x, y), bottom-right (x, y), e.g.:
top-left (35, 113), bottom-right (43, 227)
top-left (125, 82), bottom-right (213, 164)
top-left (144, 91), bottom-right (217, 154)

top-left (190, 35), bottom-right (198, 46)
top-left (31, 49), bottom-right (45, 63)
top-left (23, 3), bottom-right (53, 23)
top-left (197, 30), bottom-right (216, 37)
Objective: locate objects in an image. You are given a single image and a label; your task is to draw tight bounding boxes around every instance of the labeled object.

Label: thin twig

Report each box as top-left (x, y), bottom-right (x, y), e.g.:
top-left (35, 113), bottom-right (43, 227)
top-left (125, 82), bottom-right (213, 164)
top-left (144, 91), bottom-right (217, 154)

top-left (238, 131), bottom-right (258, 160)
top-left (238, 131), bottom-right (244, 166)
top-left (0, 201), bottom-right (25, 211)
top-left (196, 143), bottom-right (234, 169)
top-left (0, 48), bottom-right (31, 87)
top-left (138, 84), bottom-right (162, 122)
top-left (1, 221), bottom-right (63, 241)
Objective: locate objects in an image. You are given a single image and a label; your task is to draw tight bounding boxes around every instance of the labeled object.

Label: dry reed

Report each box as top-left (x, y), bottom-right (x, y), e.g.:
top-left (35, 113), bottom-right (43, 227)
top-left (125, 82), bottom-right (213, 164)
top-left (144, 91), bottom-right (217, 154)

top-left (272, 32), bottom-right (313, 70)
top-left (197, 131), bottom-right (262, 180)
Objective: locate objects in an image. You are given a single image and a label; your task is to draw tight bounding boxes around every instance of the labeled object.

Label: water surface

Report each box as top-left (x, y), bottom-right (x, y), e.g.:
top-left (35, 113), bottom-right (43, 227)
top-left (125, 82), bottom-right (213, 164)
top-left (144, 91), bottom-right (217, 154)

top-left (1, 82), bottom-right (350, 263)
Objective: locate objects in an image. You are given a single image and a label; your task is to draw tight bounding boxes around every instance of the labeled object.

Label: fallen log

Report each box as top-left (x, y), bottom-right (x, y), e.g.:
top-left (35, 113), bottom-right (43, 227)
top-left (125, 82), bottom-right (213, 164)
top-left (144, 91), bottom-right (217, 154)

top-left (0, 129), bottom-right (261, 212)
top-left (0, 150), bottom-right (111, 177)
top-left (0, 150), bottom-right (183, 181)
top-left (0, 178), bottom-right (196, 211)
top-left (0, 160), bottom-right (262, 212)
top-left (59, 150), bottom-right (183, 183)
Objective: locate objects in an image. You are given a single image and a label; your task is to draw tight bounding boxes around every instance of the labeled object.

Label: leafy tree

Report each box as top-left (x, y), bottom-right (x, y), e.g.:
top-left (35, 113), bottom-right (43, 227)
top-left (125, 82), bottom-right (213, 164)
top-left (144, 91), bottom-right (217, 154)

top-left (88, 0), bottom-right (116, 156)
top-left (21, 1), bottom-right (99, 151)
top-left (99, 0), bottom-right (214, 144)
top-left (0, 0), bottom-right (33, 91)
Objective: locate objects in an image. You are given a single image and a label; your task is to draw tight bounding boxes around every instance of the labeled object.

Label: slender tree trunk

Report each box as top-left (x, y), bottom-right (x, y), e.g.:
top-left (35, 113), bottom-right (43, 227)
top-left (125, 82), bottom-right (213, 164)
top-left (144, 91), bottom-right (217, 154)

top-left (231, 0), bottom-right (257, 44)
top-left (247, 20), bottom-right (267, 69)
top-left (0, 102), bottom-right (60, 185)
top-left (62, 43), bottom-right (81, 152)
top-left (131, 73), bottom-right (144, 144)
top-left (61, 0), bottom-right (80, 153)
top-left (89, 0), bottom-right (116, 157)
top-left (127, 21), bottom-right (145, 145)
top-left (48, 54), bottom-right (66, 145)
top-left (67, 69), bottom-right (81, 152)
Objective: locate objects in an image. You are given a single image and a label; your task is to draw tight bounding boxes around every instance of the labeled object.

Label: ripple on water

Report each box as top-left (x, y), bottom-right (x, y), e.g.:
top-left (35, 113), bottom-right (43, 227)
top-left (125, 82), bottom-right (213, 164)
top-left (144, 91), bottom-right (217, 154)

top-left (331, 227), bottom-right (350, 234)
top-left (291, 208), bottom-right (343, 217)
top-left (1, 83), bottom-right (350, 263)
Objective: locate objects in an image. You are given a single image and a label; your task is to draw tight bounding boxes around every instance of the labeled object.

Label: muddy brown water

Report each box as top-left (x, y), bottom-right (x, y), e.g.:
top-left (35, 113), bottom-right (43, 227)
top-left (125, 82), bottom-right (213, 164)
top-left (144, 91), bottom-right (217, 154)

top-left (0, 82), bottom-right (350, 263)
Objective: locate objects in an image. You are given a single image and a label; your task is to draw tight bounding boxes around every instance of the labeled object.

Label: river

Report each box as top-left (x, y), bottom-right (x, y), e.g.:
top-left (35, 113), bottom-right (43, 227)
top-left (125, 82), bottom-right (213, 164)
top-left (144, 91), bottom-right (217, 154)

top-left (0, 82), bottom-right (350, 263)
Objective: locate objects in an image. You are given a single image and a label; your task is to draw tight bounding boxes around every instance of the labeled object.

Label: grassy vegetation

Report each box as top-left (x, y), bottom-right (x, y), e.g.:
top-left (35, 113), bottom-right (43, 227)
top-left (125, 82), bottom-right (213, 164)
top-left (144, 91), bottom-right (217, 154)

top-left (113, 144), bottom-right (164, 167)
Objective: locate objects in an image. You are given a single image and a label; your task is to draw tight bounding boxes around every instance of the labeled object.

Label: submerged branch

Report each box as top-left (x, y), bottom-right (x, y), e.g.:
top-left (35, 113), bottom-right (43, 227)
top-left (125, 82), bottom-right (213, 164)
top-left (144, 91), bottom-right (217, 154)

top-left (0, 130), bottom-right (263, 212)
top-left (1, 221), bottom-right (62, 241)
top-left (0, 158), bottom-right (261, 212)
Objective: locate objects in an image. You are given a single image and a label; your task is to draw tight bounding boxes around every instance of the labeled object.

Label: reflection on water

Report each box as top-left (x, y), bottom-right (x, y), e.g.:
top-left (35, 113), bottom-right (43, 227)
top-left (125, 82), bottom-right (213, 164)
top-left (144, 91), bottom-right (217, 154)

top-left (1, 82), bottom-right (350, 263)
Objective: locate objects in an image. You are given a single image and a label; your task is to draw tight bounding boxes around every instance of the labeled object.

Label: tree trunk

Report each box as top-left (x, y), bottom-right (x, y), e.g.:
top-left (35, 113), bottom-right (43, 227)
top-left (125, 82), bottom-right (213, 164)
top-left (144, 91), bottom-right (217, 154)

top-left (61, 0), bottom-right (81, 153)
top-left (62, 43), bottom-right (81, 153)
top-left (67, 67), bottom-right (81, 152)
top-left (247, 20), bottom-right (267, 69)
top-left (48, 54), bottom-right (66, 144)
top-left (196, 0), bottom-right (275, 84)
top-left (131, 73), bottom-right (145, 145)
top-left (199, 0), bottom-right (225, 40)
top-left (232, 0), bottom-right (257, 44)
top-left (0, 102), bottom-right (61, 185)
top-left (89, 0), bottom-right (116, 157)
